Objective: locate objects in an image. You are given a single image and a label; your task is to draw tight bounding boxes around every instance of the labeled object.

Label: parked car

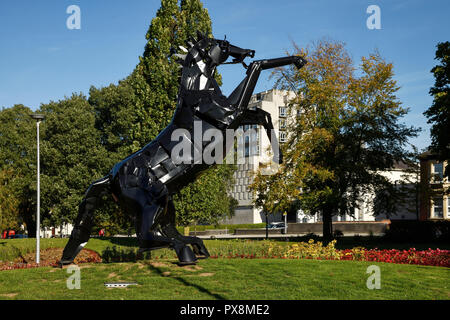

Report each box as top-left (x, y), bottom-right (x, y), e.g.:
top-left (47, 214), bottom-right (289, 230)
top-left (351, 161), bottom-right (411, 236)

top-left (267, 222), bottom-right (287, 234)
top-left (2, 230), bottom-right (15, 239)
top-left (13, 234), bottom-right (28, 239)
top-left (267, 222), bottom-right (286, 229)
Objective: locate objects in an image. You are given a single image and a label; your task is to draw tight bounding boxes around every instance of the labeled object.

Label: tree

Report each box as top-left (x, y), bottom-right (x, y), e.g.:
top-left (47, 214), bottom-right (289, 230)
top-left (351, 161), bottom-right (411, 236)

top-left (89, 80), bottom-right (139, 162)
top-left (251, 39), bottom-right (419, 242)
top-left (126, 0), bottom-right (216, 146)
top-left (39, 94), bottom-right (110, 229)
top-left (174, 164), bottom-right (237, 227)
top-left (0, 168), bottom-right (20, 232)
top-left (0, 104), bottom-right (38, 236)
top-left (424, 41), bottom-right (450, 177)
top-left (90, 0), bottom-right (235, 227)
top-left (91, 0), bottom-right (217, 154)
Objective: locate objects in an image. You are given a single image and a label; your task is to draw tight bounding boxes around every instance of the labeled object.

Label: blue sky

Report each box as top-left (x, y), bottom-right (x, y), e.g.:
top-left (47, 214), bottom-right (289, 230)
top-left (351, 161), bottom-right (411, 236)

top-left (0, 0), bottom-right (449, 151)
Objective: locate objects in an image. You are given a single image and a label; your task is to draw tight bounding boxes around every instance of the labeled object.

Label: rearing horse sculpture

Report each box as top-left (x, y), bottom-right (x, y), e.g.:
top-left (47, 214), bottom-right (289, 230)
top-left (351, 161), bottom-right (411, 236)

top-left (59, 32), bottom-right (306, 266)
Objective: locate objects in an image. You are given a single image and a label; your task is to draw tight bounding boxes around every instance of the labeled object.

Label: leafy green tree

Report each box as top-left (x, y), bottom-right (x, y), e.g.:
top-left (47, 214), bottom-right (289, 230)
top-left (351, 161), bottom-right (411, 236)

top-left (174, 164), bottom-right (237, 227)
top-left (424, 41), bottom-right (450, 177)
top-left (125, 0), bottom-right (216, 146)
top-left (0, 168), bottom-right (20, 232)
top-left (0, 105), bottom-right (37, 236)
top-left (39, 94), bottom-right (110, 229)
top-left (91, 0), bottom-right (217, 155)
top-left (251, 40), bottom-right (419, 242)
top-left (90, 0), bottom-right (235, 227)
top-left (89, 80), bottom-right (139, 162)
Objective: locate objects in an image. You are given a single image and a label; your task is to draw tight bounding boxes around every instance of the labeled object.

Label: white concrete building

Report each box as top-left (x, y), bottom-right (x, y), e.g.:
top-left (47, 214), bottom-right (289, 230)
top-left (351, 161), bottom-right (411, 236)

top-left (39, 223), bottom-right (74, 238)
top-left (223, 89), bottom-right (419, 224)
top-left (223, 89), bottom-right (296, 224)
top-left (296, 162), bottom-right (419, 223)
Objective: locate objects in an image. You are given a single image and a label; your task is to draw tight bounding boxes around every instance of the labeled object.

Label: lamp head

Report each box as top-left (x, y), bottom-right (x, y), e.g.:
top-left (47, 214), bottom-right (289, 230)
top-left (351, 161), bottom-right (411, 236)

top-left (30, 114), bottom-right (45, 121)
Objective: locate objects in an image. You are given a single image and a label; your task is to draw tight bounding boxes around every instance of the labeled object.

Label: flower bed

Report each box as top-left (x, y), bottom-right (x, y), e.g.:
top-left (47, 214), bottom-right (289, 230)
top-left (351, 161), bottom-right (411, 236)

top-left (1, 240), bottom-right (448, 270)
top-left (0, 248), bottom-right (102, 271)
top-left (340, 247), bottom-right (449, 267)
top-left (209, 240), bottom-right (450, 267)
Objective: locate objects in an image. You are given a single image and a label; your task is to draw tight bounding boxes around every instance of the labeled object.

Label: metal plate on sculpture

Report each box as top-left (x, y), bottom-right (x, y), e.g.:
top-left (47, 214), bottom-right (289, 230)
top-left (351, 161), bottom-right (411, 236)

top-left (104, 282), bottom-right (138, 288)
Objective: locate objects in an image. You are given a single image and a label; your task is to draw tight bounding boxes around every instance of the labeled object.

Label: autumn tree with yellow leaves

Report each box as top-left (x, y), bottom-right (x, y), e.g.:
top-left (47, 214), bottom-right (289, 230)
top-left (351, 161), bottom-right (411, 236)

top-left (251, 39), bottom-right (419, 242)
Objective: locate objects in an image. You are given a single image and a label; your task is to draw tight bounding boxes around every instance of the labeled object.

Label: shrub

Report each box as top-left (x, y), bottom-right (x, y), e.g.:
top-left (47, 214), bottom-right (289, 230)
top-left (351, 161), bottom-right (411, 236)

top-left (384, 220), bottom-right (450, 242)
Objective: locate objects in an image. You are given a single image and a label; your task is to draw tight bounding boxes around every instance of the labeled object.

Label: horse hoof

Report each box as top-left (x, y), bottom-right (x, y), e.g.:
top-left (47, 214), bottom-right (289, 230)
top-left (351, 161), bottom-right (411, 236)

top-left (177, 260), bottom-right (197, 266)
top-left (176, 245), bottom-right (197, 265)
top-left (58, 260), bottom-right (75, 268)
top-left (192, 243), bottom-right (210, 258)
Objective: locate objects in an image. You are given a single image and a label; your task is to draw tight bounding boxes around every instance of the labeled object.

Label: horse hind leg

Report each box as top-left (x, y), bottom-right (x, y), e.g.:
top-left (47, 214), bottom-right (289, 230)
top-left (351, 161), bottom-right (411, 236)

top-left (159, 199), bottom-right (210, 259)
top-left (59, 176), bottom-right (110, 266)
top-left (161, 223), bottom-right (210, 259)
top-left (138, 197), bottom-right (197, 265)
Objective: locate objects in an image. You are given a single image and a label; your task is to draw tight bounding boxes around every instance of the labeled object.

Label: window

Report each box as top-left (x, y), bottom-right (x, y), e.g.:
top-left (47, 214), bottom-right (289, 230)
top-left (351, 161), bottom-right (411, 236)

top-left (244, 136), bottom-right (250, 157)
top-left (433, 198), bottom-right (443, 218)
top-left (279, 106), bottom-right (286, 117)
top-left (448, 198), bottom-right (450, 217)
top-left (250, 128), bottom-right (259, 156)
top-left (279, 119), bottom-right (287, 129)
top-left (279, 131), bottom-right (287, 143)
top-left (432, 163), bottom-right (444, 182)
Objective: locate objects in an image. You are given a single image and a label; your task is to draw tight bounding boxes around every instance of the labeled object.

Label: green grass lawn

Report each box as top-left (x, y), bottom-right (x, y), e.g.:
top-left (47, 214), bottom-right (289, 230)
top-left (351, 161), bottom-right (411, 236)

top-left (0, 237), bottom-right (448, 300)
top-left (0, 258), bottom-right (448, 300)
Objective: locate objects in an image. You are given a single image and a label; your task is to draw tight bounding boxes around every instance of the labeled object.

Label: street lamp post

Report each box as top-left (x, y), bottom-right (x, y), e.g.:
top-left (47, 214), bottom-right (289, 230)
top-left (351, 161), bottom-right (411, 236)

top-left (31, 114), bottom-right (44, 264)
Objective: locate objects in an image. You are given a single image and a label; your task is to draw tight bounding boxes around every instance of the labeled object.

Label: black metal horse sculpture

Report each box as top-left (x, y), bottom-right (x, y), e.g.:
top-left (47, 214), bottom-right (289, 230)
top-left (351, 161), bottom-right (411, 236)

top-left (59, 32), bottom-right (306, 266)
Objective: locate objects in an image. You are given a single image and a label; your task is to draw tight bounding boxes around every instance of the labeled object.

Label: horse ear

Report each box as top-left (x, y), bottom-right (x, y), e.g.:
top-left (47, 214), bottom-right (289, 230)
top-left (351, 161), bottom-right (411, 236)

top-left (196, 30), bottom-right (206, 41)
top-left (173, 53), bottom-right (187, 61)
top-left (186, 36), bottom-right (196, 48)
top-left (186, 41), bottom-right (194, 49)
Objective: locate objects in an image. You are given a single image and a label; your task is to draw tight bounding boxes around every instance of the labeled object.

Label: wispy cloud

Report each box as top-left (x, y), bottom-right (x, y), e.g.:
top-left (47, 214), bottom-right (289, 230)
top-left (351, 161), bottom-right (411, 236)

top-left (395, 70), bottom-right (433, 85)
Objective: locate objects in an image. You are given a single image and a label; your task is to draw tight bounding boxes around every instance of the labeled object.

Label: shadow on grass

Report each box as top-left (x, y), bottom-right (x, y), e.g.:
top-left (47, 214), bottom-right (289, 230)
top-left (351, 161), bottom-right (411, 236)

top-left (101, 246), bottom-right (151, 263)
top-left (95, 237), bottom-right (138, 248)
top-left (147, 262), bottom-right (226, 300)
top-left (101, 245), bottom-right (178, 263)
top-left (100, 245), bottom-right (225, 299)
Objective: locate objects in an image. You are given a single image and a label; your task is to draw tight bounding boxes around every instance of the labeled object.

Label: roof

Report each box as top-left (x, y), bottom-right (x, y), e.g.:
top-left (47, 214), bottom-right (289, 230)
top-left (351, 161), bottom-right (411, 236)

top-left (418, 151), bottom-right (438, 161)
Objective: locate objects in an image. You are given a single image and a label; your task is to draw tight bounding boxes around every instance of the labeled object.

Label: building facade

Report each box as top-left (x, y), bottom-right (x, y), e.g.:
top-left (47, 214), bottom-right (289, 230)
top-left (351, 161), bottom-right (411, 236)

top-left (296, 162), bottom-right (419, 223)
top-left (223, 89), bottom-right (422, 225)
top-left (419, 152), bottom-right (449, 220)
top-left (223, 89), bottom-right (296, 224)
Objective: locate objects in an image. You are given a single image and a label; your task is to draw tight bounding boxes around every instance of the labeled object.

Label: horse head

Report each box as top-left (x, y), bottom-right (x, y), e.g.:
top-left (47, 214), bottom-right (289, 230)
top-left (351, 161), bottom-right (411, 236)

top-left (173, 32), bottom-right (255, 91)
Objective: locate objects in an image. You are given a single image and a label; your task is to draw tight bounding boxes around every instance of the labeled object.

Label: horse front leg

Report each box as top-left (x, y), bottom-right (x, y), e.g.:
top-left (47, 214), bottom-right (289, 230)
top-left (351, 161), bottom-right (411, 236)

top-left (240, 108), bottom-right (283, 164)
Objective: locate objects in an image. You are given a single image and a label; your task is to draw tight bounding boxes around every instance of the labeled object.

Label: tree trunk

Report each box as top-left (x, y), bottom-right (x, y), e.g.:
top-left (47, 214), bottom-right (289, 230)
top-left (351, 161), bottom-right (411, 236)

top-left (265, 213), bottom-right (268, 240)
top-left (322, 206), bottom-right (333, 244)
top-left (23, 213), bottom-right (36, 238)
